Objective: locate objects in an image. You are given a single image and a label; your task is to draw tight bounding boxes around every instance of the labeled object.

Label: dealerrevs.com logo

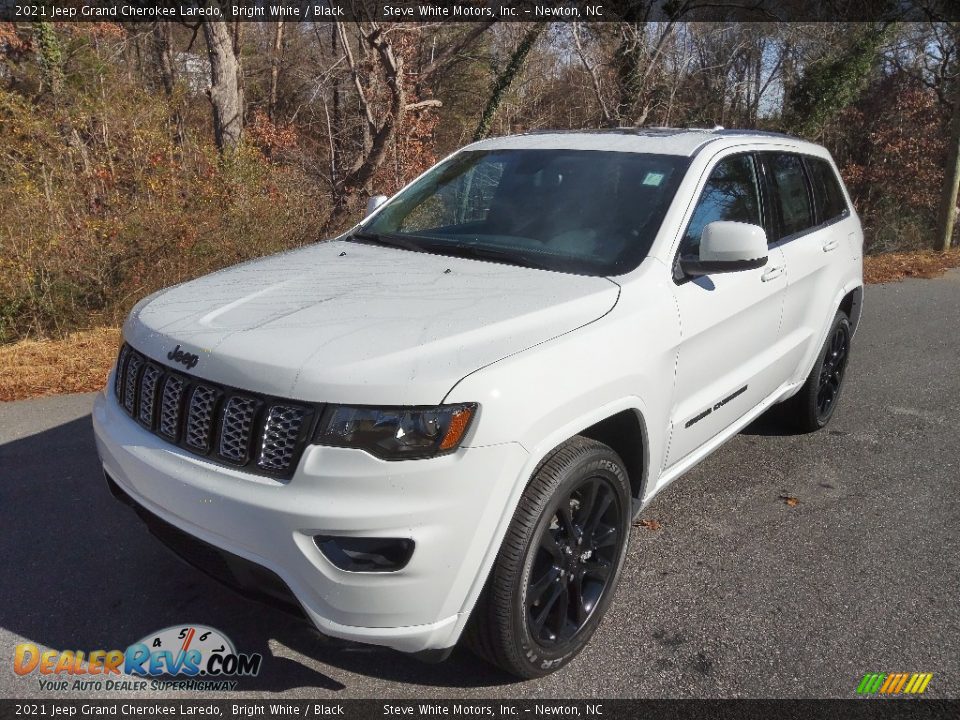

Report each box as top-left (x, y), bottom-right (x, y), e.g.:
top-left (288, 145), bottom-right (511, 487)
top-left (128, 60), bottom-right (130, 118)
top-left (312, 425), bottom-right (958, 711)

top-left (13, 625), bottom-right (262, 692)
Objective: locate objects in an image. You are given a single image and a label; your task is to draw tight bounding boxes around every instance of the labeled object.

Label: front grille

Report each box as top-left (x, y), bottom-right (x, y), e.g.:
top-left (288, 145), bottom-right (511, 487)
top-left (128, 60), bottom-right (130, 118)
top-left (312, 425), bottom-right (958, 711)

top-left (219, 396), bottom-right (260, 464)
top-left (138, 364), bottom-right (162, 426)
top-left (113, 343), bottom-right (317, 478)
top-left (159, 375), bottom-right (186, 440)
top-left (123, 353), bottom-right (143, 414)
top-left (259, 405), bottom-right (308, 471)
top-left (185, 384), bottom-right (220, 451)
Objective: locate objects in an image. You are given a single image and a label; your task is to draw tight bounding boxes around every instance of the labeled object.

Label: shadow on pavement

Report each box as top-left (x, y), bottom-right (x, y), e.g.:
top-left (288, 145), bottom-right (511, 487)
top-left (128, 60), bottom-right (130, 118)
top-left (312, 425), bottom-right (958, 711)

top-left (0, 414), bottom-right (515, 692)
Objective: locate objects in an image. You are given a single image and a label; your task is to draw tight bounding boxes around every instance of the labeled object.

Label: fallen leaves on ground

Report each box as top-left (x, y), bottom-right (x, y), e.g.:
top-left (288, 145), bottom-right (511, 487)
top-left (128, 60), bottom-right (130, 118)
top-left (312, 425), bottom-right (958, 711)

top-left (0, 327), bottom-right (120, 402)
top-left (779, 495), bottom-right (801, 507)
top-left (634, 518), bottom-right (663, 531)
top-left (864, 249), bottom-right (960, 284)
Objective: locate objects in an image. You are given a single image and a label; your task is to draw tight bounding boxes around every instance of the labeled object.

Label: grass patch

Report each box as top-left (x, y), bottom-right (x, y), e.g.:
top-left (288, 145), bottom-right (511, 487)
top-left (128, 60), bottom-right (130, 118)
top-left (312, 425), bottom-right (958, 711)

top-left (864, 249), bottom-right (960, 284)
top-left (0, 327), bottom-right (119, 402)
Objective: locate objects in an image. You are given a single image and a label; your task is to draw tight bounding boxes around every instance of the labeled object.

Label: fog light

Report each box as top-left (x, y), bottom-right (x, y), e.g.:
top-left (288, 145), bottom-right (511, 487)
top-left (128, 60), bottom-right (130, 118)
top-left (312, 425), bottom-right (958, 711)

top-left (314, 536), bottom-right (414, 572)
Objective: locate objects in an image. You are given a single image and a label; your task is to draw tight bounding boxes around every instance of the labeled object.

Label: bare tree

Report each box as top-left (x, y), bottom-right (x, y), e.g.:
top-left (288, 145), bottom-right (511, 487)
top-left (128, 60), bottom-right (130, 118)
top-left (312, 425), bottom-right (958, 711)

top-left (572, 21), bottom-right (679, 127)
top-left (268, 21), bottom-right (285, 120)
top-left (936, 55), bottom-right (960, 250)
top-left (203, 19), bottom-right (244, 154)
top-left (324, 22), bottom-right (493, 230)
top-left (149, 22), bottom-right (184, 144)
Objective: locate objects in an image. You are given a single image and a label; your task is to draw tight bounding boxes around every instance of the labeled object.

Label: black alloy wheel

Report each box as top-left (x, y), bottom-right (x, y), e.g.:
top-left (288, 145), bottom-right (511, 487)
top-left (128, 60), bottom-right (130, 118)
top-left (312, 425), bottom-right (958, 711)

top-left (465, 436), bottom-right (631, 678)
top-left (526, 476), bottom-right (622, 647)
top-left (816, 322), bottom-right (850, 422)
top-left (782, 310), bottom-right (853, 432)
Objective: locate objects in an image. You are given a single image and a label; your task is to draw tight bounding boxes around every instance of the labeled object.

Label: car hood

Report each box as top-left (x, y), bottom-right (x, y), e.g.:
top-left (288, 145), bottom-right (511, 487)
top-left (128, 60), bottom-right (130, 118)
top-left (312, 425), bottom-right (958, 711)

top-left (124, 240), bottom-right (620, 404)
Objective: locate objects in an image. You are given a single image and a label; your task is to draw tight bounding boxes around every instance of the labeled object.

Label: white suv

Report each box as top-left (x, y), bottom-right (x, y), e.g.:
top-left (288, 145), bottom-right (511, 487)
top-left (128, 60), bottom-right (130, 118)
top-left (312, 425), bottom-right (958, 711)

top-left (93, 128), bottom-right (863, 678)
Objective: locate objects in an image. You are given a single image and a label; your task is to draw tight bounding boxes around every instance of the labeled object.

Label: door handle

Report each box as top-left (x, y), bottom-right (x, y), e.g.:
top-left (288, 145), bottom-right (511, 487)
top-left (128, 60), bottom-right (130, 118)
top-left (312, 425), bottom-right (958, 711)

top-left (823, 237), bottom-right (840, 252)
top-left (761, 264), bottom-right (785, 282)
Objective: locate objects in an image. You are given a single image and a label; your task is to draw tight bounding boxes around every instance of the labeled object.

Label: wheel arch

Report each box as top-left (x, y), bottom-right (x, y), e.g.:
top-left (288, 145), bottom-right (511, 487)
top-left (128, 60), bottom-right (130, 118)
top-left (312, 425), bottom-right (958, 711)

top-left (576, 409), bottom-right (649, 504)
top-left (839, 285), bottom-right (864, 336)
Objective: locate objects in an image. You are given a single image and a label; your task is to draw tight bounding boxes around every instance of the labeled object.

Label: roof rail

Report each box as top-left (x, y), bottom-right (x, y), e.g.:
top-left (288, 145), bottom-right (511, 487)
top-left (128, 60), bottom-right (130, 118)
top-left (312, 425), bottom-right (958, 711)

top-left (522, 127), bottom-right (712, 138)
top-left (708, 128), bottom-right (799, 141)
top-left (519, 126), bottom-right (801, 141)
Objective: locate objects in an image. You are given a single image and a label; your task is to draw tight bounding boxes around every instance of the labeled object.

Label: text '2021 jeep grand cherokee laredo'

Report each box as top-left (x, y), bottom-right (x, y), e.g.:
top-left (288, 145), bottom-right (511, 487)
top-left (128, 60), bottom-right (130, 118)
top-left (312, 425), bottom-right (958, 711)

top-left (93, 128), bottom-right (864, 678)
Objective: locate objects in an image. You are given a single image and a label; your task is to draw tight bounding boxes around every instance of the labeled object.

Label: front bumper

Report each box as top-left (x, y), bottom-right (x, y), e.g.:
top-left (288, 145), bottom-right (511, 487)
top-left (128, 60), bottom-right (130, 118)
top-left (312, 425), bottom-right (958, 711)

top-left (92, 388), bottom-right (528, 653)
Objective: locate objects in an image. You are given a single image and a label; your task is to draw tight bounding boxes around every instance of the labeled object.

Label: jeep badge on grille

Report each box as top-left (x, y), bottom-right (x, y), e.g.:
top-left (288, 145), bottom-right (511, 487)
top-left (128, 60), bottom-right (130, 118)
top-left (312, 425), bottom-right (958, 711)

top-left (167, 344), bottom-right (200, 370)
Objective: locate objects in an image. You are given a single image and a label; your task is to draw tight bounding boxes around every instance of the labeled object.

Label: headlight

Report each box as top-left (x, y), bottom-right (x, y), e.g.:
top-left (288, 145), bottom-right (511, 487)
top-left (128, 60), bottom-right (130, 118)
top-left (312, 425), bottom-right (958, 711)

top-left (314, 403), bottom-right (477, 460)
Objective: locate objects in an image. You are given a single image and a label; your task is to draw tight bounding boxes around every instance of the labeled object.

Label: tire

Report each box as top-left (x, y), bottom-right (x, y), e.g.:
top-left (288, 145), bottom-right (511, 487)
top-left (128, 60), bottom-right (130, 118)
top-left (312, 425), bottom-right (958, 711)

top-left (465, 436), bottom-right (632, 678)
top-left (783, 310), bottom-right (852, 433)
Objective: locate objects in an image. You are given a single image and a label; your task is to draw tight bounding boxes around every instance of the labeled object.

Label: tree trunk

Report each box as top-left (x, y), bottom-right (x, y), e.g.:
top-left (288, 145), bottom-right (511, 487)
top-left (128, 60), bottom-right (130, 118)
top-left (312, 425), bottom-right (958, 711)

top-left (473, 24), bottom-right (545, 142)
top-left (151, 22), bottom-right (176, 96)
top-left (202, 19), bottom-right (244, 155)
top-left (268, 21), bottom-right (285, 120)
top-left (936, 75), bottom-right (960, 251)
top-left (150, 22), bottom-right (184, 145)
top-left (324, 22), bottom-right (493, 232)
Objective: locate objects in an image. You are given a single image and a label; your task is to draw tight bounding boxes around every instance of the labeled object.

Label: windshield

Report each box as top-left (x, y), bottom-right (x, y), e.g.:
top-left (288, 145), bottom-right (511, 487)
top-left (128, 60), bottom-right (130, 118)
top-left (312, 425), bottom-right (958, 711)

top-left (354, 149), bottom-right (689, 276)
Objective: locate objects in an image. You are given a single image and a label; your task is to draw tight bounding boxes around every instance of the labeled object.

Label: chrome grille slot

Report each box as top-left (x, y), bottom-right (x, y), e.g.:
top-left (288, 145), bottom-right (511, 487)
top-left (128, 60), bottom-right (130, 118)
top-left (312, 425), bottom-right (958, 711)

top-left (114, 344), bottom-right (130, 400)
top-left (159, 375), bottom-right (186, 440)
top-left (219, 396), bottom-right (260, 464)
top-left (259, 405), bottom-right (307, 472)
top-left (123, 353), bottom-right (143, 414)
top-left (138, 364), bottom-right (162, 427)
top-left (185, 385), bottom-right (220, 451)
top-left (111, 343), bottom-right (314, 478)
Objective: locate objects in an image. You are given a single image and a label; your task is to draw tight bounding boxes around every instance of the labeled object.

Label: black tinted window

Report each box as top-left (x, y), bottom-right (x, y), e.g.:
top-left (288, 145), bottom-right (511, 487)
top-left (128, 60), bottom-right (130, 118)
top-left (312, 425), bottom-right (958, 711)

top-left (768, 153), bottom-right (814, 239)
top-left (806, 157), bottom-right (848, 222)
top-left (681, 154), bottom-right (762, 254)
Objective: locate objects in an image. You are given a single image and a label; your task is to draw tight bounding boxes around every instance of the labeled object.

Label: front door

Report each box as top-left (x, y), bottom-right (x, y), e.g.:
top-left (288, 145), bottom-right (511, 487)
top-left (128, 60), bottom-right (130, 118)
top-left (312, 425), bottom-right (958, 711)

top-left (666, 152), bottom-right (788, 468)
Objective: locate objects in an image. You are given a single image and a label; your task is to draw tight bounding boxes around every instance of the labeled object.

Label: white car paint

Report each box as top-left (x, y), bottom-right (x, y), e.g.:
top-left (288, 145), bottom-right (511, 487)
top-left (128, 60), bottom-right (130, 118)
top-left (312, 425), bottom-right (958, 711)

top-left (123, 240), bottom-right (619, 406)
top-left (93, 129), bottom-right (863, 655)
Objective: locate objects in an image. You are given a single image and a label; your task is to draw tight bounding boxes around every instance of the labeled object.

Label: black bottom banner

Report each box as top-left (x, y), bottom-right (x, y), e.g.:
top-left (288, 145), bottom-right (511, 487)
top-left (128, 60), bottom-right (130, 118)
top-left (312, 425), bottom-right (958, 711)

top-left (1, 700), bottom-right (958, 720)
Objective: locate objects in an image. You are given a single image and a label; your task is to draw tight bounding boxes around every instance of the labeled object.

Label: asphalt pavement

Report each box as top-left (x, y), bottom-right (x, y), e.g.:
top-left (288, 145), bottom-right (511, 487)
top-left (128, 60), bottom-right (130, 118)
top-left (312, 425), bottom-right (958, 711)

top-left (1, 270), bottom-right (958, 699)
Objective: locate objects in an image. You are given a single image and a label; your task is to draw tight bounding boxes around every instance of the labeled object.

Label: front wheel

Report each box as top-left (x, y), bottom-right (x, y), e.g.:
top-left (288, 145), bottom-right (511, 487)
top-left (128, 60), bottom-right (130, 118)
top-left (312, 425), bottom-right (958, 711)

top-left (465, 437), bottom-right (632, 678)
top-left (783, 310), bottom-right (852, 432)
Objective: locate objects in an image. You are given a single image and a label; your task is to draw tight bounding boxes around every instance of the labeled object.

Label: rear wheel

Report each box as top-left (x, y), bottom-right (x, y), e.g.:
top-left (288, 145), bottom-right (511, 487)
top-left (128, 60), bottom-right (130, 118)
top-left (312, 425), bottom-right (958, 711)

top-left (465, 437), bottom-right (631, 678)
top-left (783, 310), bottom-right (852, 432)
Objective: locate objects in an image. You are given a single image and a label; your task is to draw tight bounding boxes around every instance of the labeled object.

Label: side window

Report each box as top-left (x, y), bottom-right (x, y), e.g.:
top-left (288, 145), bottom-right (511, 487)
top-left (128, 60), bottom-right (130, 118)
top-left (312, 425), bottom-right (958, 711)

top-left (767, 153), bottom-right (814, 239)
top-left (680, 154), bottom-right (762, 255)
top-left (805, 156), bottom-right (848, 223)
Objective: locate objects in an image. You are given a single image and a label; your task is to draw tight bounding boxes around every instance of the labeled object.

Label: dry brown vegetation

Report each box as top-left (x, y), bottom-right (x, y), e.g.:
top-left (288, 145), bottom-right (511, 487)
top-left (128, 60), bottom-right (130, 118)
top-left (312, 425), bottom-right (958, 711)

top-left (863, 249), bottom-right (960, 284)
top-left (2, 20), bottom-right (959, 401)
top-left (2, 21), bottom-right (959, 348)
top-left (0, 326), bottom-right (118, 401)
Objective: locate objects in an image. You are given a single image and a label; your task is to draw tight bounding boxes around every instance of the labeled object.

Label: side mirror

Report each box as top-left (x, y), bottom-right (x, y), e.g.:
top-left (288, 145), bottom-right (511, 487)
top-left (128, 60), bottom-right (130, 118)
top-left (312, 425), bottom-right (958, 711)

top-left (365, 195), bottom-right (388, 218)
top-left (679, 221), bottom-right (768, 278)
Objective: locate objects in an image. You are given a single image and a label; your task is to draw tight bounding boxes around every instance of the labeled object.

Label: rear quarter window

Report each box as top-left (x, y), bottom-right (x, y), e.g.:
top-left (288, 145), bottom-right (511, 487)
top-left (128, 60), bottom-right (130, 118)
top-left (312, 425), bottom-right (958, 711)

top-left (767, 153), bottom-right (814, 239)
top-left (805, 156), bottom-right (849, 223)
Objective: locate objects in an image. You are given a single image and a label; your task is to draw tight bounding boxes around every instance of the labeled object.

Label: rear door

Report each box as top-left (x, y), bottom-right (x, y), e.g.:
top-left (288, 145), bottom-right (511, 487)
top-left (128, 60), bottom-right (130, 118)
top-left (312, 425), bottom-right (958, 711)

top-left (760, 152), bottom-right (851, 384)
top-left (666, 152), bottom-right (788, 468)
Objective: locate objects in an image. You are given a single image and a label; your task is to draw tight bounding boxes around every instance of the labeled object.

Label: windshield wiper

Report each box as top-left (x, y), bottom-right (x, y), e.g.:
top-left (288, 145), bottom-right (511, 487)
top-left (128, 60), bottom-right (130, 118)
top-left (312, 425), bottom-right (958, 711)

top-left (349, 231), bottom-right (424, 253)
top-left (351, 232), bottom-right (548, 271)
top-left (425, 243), bottom-right (548, 271)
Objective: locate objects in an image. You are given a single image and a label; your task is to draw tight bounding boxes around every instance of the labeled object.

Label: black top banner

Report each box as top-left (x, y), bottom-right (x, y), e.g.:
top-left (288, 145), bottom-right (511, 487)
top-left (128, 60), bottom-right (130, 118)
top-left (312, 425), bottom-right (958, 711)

top-left (0, 0), bottom-right (958, 23)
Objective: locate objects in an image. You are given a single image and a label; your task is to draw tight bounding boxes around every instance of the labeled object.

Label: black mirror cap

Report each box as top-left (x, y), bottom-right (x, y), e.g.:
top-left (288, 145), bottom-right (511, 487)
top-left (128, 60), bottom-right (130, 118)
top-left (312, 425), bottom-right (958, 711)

top-left (678, 254), bottom-right (767, 279)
